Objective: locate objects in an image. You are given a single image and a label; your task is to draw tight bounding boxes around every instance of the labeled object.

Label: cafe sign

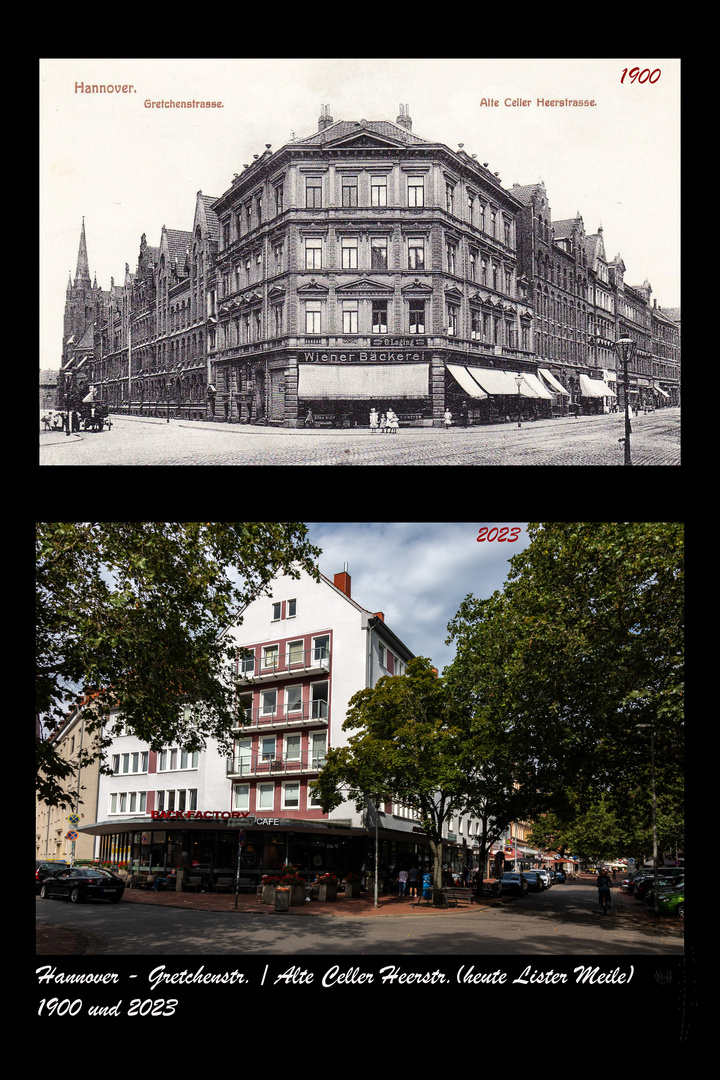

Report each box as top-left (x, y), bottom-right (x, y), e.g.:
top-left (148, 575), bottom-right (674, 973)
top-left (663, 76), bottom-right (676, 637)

top-left (150, 810), bottom-right (281, 825)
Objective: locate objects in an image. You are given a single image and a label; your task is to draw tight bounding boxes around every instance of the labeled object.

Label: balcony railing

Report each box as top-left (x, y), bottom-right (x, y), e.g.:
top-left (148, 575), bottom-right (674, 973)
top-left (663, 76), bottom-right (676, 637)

top-left (233, 701), bottom-right (329, 730)
top-left (238, 646), bottom-right (330, 682)
top-left (226, 751), bottom-right (327, 777)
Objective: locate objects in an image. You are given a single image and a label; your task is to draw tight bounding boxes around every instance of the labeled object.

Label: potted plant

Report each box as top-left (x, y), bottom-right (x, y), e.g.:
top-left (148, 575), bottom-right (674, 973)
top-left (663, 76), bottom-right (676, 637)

top-left (317, 872), bottom-right (338, 902)
top-left (344, 872), bottom-right (361, 899)
top-left (261, 873), bottom-right (282, 905)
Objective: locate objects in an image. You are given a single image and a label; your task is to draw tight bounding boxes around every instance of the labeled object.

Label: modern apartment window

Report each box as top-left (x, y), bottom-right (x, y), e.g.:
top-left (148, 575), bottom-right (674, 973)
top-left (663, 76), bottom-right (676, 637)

top-left (287, 598), bottom-right (297, 617)
top-left (257, 783), bottom-right (275, 810)
top-left (233, 783), bottom-right (250, 810)
top-left (306, 176), bottom-right (322, 208)
top-left (343, 301), bottom-right (358, 334)
top-left (371, 236), bottom-right (388, 270)
top-left (341, 237), bottom-right (358, 269)
top-left (285, 733), bottom-right (302, 761)
top-left (239, 650), bottom-right (255, 675)
top-left (287, 639), bottom-right (304, 665)
top-left (312, 635), bottom-right (330, 663)
top-left (408, 237), bottom-right (425, 270)
top-left (305, 302), bottom-right (322, 334)
top-left (311, 731), bottom-right (327, 768)
top-left (272, 602), bottom-right (282, 620)
top-left (378, 642), bottom-right (387, 667)
top-left (409, 300), bottom-right (425, 334)
top-left (180, 749), bottom-right (199, 769)
top-left (234, 739), bottom-right (251, 775)
top-left (311, 681), bottom-right (329, 720)
top-left (342, 176), bottom-right (358, 207)
top-left (262, 645), bottom-right (279, 670)
top-left (282, 781), bottom-right (300, 810)
top-left (372, 301), bottom-right (388, 334)
top-left (408, 176), bottom-right (424, 207)
top-left (286, 685), bottom-right (302, 713)
top-left (371, 175), bottom-right (387, 206)
top-left (305, 238), bottom-right (322, 270)
top-left (261, 690), bottom-right (277, 716)
top-left (261, 735), bottom-right (276, 761)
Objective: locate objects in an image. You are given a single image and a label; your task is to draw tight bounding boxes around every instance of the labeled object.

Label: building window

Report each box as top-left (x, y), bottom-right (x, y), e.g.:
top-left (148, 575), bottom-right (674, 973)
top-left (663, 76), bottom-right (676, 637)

top-left (257, 783), bottom-right (274, 810)
top-left (282, 781), bottom-right (300, 810)
top-left (306, 176), bottom-right (322, 208)
top-left (408, 176), bottom-right (424, 207)
top-left (305, 302), bottom-right (322, 334)
top-left (446, 182), bottom-right (455, 213)
top-left (372, 301), bottom-right (388, 334)
top-left (287, 598), bottom-right (297, 617)
top-left (447, 242), bottom-right (457, 275)
top-left (262, 644), bottom-right (279, 670)
top-left (311, 731), bottom-right (327, 768)
top-left (287, 639), bottom-right (304, 665)
top-left (285, 733), bottom-right (302, 761)
top-left (341, 237), bottom-right (358, 269)
top-left (233, 783), bottom-right (250, 810)
top-left (261, 735), bottom-right (276, 761)
top-left (305, 238), bottom-right (322, 270)
top-left (409, 300), bottom-right (425, 334)
top-left (275, 184), bottom-right (284, 215)
top-left (342, 176), bottom-right (358, 207)
top-left (343, 301), bottom-right (358, 333)
top-left (273, 242), bottom-right (284, 273)
top-left (273, 304), bottom-right (284, 336)
top-left (311, 680), bottom-right (329, 720)
top-left (261, 690), bottom-right (277, 717)
top-left (447, 305), bottom-right (459, 336)
top-left (408, 237), bottom-right (425, 270)
top-left (371, 236), bottom-right (388, 270)
top-left (286, 686), bottom-right (302, 713)
top-left (312, 635), bottom-right (330, 663)
top-left (239, 650), bottom-right (255, 675)
top-left (371, 175), bottom-right (387, 206)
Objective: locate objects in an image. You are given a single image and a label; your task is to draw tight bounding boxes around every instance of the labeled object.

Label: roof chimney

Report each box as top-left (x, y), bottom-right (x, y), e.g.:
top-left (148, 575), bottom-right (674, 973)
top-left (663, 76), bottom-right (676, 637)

top-left (396, 103), bottom-right (412, 131)
top-left (333, 564), bottom-right (351, 598)
top-left (318, 104), bottom-right (334, 131)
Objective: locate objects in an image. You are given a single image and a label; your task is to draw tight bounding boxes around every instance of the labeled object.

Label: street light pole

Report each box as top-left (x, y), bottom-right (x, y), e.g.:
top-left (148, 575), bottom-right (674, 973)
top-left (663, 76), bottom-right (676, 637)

top-left (515, 375), bottom-right (523, 428)
top-left (613, 337), bottom-right (637, 466)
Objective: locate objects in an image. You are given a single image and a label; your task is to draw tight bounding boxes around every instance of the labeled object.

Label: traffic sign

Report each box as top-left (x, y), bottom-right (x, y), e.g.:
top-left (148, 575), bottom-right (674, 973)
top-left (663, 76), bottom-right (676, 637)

top-left (68, 814), bottom-right (80, 826)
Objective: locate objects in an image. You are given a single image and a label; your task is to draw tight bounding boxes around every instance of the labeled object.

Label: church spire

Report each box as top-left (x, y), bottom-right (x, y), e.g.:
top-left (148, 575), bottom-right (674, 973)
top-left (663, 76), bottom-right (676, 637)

top-left (74, 217), bottom-right (91, 287)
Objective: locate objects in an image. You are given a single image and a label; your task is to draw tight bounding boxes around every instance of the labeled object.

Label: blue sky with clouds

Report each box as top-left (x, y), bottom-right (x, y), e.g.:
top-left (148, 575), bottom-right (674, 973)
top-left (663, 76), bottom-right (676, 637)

top-left (304, 522), bottom-right (531, 673)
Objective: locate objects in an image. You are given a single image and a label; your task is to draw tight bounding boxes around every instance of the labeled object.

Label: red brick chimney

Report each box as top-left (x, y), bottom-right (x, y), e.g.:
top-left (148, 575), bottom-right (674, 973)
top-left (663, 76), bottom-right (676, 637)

top-left (373, 611), bottom-right (385, 622)
top-left (334, 564), bottom-right (351, 598)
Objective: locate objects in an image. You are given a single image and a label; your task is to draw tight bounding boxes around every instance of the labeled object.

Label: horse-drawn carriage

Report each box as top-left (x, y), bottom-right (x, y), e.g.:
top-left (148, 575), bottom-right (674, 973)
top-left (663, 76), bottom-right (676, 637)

top-left (78, 401), bottom-right (111, 431)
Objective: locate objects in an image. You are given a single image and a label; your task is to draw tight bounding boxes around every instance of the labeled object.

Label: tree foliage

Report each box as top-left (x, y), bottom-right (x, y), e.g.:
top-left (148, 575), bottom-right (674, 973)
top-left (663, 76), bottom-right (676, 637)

top-left (445, 522), bottom-right (684, 851)
top-left (36, 522), bottom-right (321, 806)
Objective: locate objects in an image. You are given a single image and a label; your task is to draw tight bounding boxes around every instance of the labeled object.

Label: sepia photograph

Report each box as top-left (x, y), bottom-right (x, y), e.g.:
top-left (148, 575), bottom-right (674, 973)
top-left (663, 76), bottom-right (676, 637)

top-left (39, 58), bottom-right (680, 464)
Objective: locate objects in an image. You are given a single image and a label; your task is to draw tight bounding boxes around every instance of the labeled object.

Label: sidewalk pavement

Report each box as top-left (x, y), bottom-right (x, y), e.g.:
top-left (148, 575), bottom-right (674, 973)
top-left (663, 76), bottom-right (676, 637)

top-left (36, 874), bottom-right (682, 954)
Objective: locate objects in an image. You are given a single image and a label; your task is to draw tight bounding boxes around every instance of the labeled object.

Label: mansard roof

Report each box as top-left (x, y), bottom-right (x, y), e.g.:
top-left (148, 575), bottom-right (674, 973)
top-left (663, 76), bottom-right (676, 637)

top-left (295, 118), bottom-right (428, 149)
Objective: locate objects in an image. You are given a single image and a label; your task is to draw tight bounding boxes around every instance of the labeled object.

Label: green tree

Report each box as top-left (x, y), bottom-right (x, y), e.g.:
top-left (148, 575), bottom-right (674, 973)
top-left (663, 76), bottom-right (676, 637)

top-left (446, 522), bottom-right (684, 839)
top-left (36, 522), bottom-right (321, 806)
top-left (312, 657), bottom-right (476, 904)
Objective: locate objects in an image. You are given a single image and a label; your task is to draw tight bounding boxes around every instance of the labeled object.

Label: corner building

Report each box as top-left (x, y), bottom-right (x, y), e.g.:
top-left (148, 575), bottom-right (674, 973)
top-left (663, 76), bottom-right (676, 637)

top-left (211, 107), bottom-right (534, 426)
top-left (78, 567), bottom-right (475, 886)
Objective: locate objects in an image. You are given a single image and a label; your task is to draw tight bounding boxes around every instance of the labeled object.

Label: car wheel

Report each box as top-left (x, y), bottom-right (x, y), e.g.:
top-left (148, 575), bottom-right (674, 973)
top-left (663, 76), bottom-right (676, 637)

top-left (40, 884), bottom-right (51, 900)
top-left (676, 903), bottom-right (684, 919)
top-left (69, 887), bottom-right (82, 904)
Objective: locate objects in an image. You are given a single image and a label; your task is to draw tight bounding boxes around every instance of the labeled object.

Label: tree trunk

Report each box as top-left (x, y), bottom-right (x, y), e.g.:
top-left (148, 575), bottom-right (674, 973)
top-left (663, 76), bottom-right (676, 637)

top-left (428, 837), bottom-right (445, 906)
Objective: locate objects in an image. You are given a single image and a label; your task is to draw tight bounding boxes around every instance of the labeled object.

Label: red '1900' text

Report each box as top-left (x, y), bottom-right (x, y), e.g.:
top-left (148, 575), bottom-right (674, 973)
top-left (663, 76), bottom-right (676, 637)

top-left (477, 527), bottom-right (522, 543)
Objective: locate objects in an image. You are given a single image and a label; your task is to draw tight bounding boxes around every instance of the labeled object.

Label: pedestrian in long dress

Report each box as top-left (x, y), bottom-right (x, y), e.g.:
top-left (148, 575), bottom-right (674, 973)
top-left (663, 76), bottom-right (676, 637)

top-left (380, 412), bottom-right (387, 433)
top-left (369, 407), bottom-right (379, 434)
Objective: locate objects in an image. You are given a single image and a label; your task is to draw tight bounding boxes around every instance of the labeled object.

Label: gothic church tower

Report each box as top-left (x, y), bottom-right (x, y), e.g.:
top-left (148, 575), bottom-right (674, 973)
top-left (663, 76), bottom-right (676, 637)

top-left (62, 219), bottom-right (110, 370)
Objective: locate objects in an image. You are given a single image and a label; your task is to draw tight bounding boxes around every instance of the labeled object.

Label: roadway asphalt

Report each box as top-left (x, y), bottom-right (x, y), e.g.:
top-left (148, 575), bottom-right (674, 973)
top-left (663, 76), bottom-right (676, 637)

top-left (36, 874), bottom-right (681, 954)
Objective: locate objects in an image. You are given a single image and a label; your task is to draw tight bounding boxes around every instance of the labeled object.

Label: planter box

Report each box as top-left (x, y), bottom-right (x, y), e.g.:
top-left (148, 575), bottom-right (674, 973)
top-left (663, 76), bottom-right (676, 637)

top-left (318, 882), bottom-right (338, 902)
top-left (344, 881), bottom-right (361, 898)
top-left (262, 884), bottom-right (306, 906)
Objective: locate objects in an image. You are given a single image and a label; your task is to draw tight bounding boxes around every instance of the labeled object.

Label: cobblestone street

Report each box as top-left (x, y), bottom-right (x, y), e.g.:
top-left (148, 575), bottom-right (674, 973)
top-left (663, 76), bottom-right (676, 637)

top-left (40, 407), bottom-right (680, 466)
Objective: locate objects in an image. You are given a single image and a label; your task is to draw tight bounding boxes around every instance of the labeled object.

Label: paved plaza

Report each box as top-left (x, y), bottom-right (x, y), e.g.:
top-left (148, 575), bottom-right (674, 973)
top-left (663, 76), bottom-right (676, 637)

top-left (39, 407), bottom-right (680, 467)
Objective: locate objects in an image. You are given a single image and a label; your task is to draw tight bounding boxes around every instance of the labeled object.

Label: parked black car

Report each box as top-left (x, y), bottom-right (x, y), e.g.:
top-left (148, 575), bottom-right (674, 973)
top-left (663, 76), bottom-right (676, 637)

top-left (634, 873), bottom-right (682, 901)
top-left (553, 869), bottom-right (566, 883)
top-left (497, 872), bottom-right (529, 896)
top-left (39, 867), bottom-right (125, 904)
top-left (521, 871), bottom-right (544, 892)
top-left (35, 860), bottom-right (68, 893)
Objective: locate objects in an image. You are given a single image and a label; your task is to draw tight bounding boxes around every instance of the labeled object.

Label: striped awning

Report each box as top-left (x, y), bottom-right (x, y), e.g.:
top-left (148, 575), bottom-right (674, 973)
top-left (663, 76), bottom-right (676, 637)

top-left (579, 374), bottom-right (616, 398)
top-left (447, 365), bottom-right (489, 399)
top-left (539, 368), bottom-right (571, 396)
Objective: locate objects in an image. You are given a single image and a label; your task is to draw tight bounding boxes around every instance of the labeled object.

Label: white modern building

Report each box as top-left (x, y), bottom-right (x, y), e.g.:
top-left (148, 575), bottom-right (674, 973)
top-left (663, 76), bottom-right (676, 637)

top-left (77, 566), bottom-right (478, 887)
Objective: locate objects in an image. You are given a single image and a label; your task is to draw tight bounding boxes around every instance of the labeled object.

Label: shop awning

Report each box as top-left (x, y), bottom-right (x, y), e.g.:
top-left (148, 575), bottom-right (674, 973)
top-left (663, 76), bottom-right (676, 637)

top-left (539, 368), bottom-right (571, 396)
top-left (298, 364), bottom-right (429, 400)
top-left (579, 373), bottom-right (616, 398)
top-left (468, 369), bottom-right (524, 396)
top-left (447, 365), bottom-right (488, 399)
top-left (654, 382), bottom-right (670, 398)
top-left (520, 373), bottom-right (553, 400)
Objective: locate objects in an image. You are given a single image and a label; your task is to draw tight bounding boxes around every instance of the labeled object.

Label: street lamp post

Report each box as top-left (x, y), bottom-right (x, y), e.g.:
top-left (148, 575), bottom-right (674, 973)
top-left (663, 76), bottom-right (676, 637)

top-left (515, 375), bottom-right (523, 428)
top-left (613, 337), bottom-right (637, 466)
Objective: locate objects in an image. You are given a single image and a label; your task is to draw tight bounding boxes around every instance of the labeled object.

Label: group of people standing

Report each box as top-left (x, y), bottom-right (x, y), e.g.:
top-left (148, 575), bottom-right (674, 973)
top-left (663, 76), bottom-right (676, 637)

top-left (369, 407), bottom-right (399, 434)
